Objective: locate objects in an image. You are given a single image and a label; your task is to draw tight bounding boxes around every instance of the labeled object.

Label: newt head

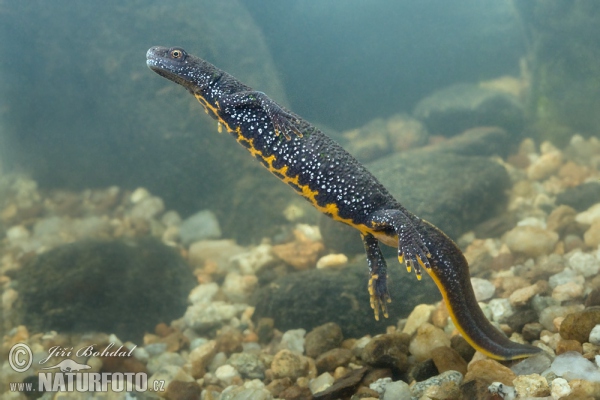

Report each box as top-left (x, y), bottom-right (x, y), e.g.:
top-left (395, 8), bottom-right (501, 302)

top-left (146, 46), bottom-right (219, 93)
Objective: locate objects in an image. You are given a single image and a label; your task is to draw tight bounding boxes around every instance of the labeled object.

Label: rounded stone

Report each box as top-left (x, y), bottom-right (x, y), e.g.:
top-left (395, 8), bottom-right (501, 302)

top-left (503, 226), bottom-right (559, 257)
top-left (304, 322), bottom-right (343, 358)
top-left (560, 307), bottom-right (600, 344)
top-left (362, 333), bottom-right (410, 372)
top-left (408, 323), bottom-right (451, 362)
top-left (271, 350), bottom-right (309, 380)
top-left (16, 238), bottom-right (195, 342)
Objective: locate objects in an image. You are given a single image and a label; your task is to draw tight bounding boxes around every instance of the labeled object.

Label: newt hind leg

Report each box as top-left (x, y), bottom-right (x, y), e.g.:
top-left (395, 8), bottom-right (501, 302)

top-left (362, 233), bottom-right (390, 321)
top-left (368, 209), bottom-right (432, 279)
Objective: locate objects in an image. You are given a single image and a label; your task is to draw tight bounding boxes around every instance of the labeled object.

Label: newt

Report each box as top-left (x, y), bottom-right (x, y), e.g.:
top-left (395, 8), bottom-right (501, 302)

top-left (146, 46), bottom-right (541, 360)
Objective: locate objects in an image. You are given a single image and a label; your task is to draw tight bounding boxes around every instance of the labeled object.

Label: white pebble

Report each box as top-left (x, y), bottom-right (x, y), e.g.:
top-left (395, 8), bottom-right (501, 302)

top-left (589, 324), bottom-right (600, 346)
top-left (548, 268), bottom-right (584, 289)
top-left (471, 278), bottom-right (495, 301)
top-left (279, 329), bottom-right (306, 354)
top-left (215, 364), bottom-right (240, 385)
top-left (309, 372), bottom-right (334, 394)
top-left (487, 298), bottom-right (514, 323)
top-left (130, 187), bottom-right (150, 203)
top-left (316, 253), bottom-right (348, 269)
top-left (568, 250), bottom-right (600, 277)
top-left (575, 203), bottom-right (600, 225)
top-left (551, 351), bottom-right (600, 382)
top-left (551, 377), bottom-right (571, 400)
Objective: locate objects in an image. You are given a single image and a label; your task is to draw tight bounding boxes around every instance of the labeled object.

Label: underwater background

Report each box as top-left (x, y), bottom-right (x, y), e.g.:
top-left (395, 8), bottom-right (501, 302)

top-left (1, 1), bottom-right (600, 399)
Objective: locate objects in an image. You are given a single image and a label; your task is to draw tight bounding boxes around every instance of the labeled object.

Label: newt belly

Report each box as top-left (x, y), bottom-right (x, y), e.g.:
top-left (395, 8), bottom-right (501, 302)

top-left (146, 46), bottom-right (541, 360)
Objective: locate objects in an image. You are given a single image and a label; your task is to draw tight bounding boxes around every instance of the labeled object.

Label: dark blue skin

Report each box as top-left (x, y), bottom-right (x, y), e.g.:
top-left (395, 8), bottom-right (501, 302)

top-left (147, 46), bottom-right (541, 360)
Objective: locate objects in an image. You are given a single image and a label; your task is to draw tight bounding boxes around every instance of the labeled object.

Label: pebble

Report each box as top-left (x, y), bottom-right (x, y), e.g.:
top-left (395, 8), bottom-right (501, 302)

top-left (549, 268), bottom-right (584, 289)
top-left (575, 203), bottom-right (600, 225)
top-left (230, 243), bottom-right (274, 275)
top-left (510, 352), bottom-right (553, 375)
top-left (187, 239), bottom-right (245, 271)
top-left (165, 380), bottom-right (202, 400)
top-left (271, 229), bottom-right (324, 270)
top-left (465, 359), bottom-right (516, 385)
top-left (411, 370), bottom-right (463, 399)
top-left (551, 351), bottom-right (600, 382)
top-left (546, 205), bottom-right (576, 232)
top-left (509, 283), bottom-right (541, 307)
top-left (222, 272), bottom-right (258, 303)
top-left (220, 380), bottom-right (273, 400)
top-left (556, 339), bottom-right (583, 355)
top-left (188, 340), bottom-right (217, 378)
top-left (304, 322), bottom-right (343, 358)
top-left (471, 278), bottom-right (496, 301)
top-left (402, 304), bottom-right (435, 336)
top-left (227, 352), bottom-right (265, 379)
top-left (279, 328), bottom-right (306, 354)
top-left (567, 250), bottom-right (600, 277)
top-left (527, 149), bottom-right (563, 181)
top-left (271, 349), bottom-right (309, 380)
top-left (362, 333), bottom-right (410, 371)
top-left (188, 282), bottom-right (219, 305)
top-left (308, 372), bottom-right (334, 394)
top-left (408, 323), bottom-right (450, 362)
top-left (589, 324), bottom-right (600, 345)
top-left (129, 195), bottom-right (164, 220)
top-left (316, 253), bottom-right (348, 269)
top-left (552, 281), bottom-right (584, 302)
top-left (380, 380), bottom-right (411, 400)
top-left (551, 377), bottom-right (572, 399)
top-left (215, 364), bottom-right (241, 385)
top-left (584, 220), bottom-right (600, 247)
top-left (540, 304), bottom-right (585, 332)
top-left (431, 345), bottom-right (468, 375)
top-left (487, 298), bottom-right (514, 323)
top-left (513, 374), bottom-right (550, 397)
top-left (183, 301), bottom-right (248, 332)
top-left (503, 226), bottom-right (559, 257)
top-left (315, 348), bottom-right (352, 373)
top-left (178, 209), bottom-right (222, 245)
top-left (559, 306), bottom-right (600, 343)
top-left (146, 351), bottom-right (186, 375)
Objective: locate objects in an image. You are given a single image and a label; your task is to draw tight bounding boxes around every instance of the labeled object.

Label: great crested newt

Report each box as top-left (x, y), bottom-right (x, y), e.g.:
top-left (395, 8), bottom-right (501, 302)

top-left (146, 46), bottom-right (541, 360)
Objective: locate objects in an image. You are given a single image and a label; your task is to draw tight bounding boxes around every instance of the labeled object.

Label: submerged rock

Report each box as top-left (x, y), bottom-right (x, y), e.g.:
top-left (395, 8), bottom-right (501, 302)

top-left (16, 238), bottom-right (195, 341)
top-left (252, 262), bottom-right (439, 339)
top-left (413, 83), bottom-right (524, 136)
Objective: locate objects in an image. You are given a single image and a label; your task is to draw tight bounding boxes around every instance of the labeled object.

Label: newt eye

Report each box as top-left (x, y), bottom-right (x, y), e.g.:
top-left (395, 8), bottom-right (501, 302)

top-left (170, 49), bottom-right (185, 59)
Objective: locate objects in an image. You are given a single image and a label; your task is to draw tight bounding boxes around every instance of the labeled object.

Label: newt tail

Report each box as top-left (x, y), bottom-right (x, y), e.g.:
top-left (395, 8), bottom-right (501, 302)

top-left (146, 46), bottom-right (541, 360)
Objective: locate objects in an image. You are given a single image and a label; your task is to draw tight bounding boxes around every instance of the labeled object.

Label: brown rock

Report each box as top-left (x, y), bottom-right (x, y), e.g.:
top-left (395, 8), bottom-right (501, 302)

top-left (361, 333), bottom-right (410, 372)
top-left (165, 380), bottom-right (202, 400)
top-left (216, 326), bottom-right (243, 354)
top-left (547, 205), bottom-right (577, 233)
top-left (522, 322), bottom-right (544, 342)
top-left (266, 377), bottom-right (293, 398)
top-left (271, 230), bottom-right (325, 270)
top-left (353, 386), bottom-right (381, 399)
top-left (431, 346), bottom-right (468, 376)
top-left (556, 339), bottom-right (583, 355)
top-left (305, 322), bottom-right (344, 358)
top-left (464, 359), bottom-right (516, 386)
top-left (189, 340), bottom-right (217, 378)
top-left (431, 301), bottom-right (450, 329)
top-left (560, 306), bottom-right (600, 344)
top-left (451, 335), bottom-right (476, 362)
top-left (272, 349), bottom-right (310, 380)
top-left (513, 374), bottom-right (550, 398)
top-left (256, 317), bottom-right (275, 344)
top-left (584, 220), bottom-right (600, 248)
top-left (313, 367), bottom-right (369, 400)
top-left (361, 368), bottom-right (393, 386)
top-left (460, 378), bottom-right (497, 400)
top-left (509, 283), bottom-right (541, 307)
top-left (315, 348), bottom-right (352, 373)
top-left (279, 385), bottom-right (313, 400)
top-left (586, 288), bottom-right (600, 308)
